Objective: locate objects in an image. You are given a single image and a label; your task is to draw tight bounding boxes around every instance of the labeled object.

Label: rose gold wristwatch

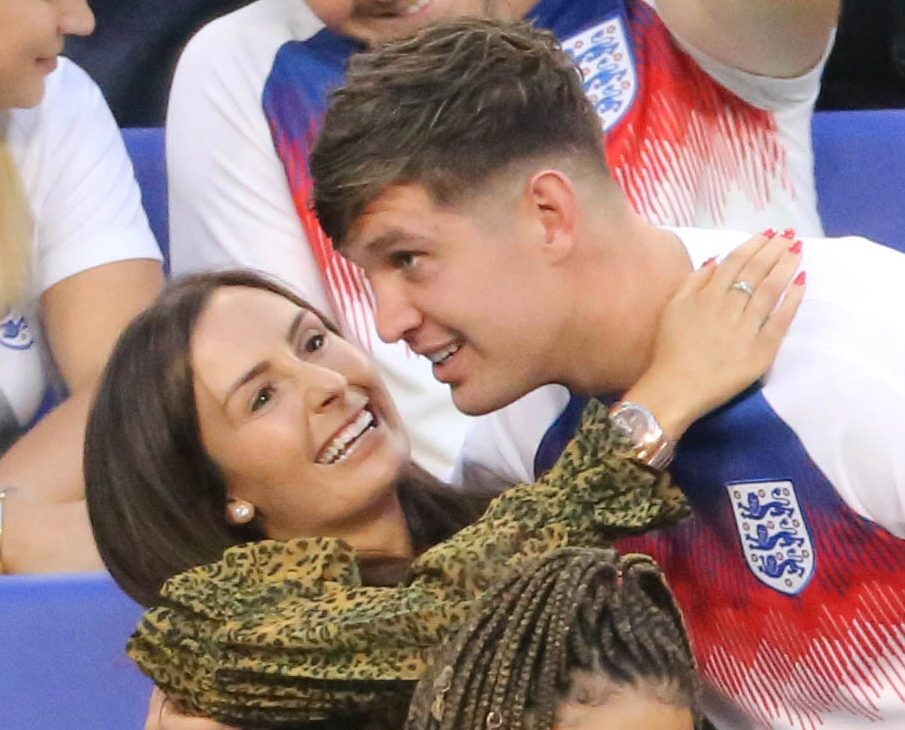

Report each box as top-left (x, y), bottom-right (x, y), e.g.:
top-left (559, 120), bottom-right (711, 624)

top-left (608, 400), bottom-right (676, 469)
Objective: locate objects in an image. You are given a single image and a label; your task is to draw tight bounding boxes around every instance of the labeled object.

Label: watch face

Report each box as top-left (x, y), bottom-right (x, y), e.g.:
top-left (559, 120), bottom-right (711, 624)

top-left (610, 402), bottom-right (674, 468)
top-left (612, 404), bottom-right (656, 443)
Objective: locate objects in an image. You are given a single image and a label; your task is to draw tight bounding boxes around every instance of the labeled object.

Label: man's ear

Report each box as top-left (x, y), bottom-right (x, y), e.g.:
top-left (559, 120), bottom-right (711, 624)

top-left (525, 169), bottom-right (580, 262)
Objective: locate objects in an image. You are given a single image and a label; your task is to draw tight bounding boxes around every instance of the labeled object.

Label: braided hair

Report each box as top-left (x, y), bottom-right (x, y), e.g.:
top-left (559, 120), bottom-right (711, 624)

top-left (406, 547), bottom-right (701, 730)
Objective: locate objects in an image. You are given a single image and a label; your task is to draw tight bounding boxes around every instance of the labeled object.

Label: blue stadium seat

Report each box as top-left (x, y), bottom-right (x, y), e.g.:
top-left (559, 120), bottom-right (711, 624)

top-left (0, 572), bottom-right (151, 729)
top-left (122, 126), bottom-right (169, 265)
top-left (813, 109), bottom-right (905, 253)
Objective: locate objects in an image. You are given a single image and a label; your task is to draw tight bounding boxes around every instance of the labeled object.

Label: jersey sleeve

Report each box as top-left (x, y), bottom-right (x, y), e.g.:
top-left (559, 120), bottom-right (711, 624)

top-left (662, 18), bottom-right (833, 112)
top-left (33, 60), bottom-right (161, 294)
top-left (165, 4), bottom-right (335, 318)
top-left (419, 398), bottom-right (688, 600)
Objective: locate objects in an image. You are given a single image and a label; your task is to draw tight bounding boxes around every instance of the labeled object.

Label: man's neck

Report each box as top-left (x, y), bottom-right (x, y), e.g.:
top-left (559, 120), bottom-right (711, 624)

top-left (553, 222), bottom-right (692, 395)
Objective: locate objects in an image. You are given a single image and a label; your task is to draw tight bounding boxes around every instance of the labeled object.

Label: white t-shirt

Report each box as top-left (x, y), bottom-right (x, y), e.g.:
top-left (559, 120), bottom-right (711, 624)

top-left (0, 58), bottom-right (162, 450)
top-left (456, 228), bottom-right (905, 729)
top-left (167, 0), bottom-right (830, 476)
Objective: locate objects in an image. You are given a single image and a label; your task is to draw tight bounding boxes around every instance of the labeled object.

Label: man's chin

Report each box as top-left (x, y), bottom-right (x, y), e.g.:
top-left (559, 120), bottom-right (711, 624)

top-left (449, 381), bottom-right (522, 417)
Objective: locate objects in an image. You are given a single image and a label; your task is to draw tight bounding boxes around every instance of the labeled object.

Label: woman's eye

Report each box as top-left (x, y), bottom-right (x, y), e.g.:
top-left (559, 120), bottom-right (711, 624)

top-left (302, 332), bottom-right (326, 354)
top-left (250, 385), bottom-right (275, 413)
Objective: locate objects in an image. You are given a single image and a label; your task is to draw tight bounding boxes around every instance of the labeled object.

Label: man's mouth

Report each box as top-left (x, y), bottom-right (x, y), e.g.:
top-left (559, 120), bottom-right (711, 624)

top-left (426, 342), bottom-right (461, 366)
top-left (316, 408), bottom-right (378, 465)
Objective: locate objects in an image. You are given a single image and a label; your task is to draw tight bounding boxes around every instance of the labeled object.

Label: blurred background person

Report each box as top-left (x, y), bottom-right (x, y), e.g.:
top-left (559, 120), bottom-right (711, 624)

top-left (0, 0), bottom-right (163, 573)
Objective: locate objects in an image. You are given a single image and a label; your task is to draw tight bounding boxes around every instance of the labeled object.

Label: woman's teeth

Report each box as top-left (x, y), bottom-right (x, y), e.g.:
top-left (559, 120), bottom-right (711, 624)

top-left (403, 0), bottom-right (431, 15)
top-left (317, 410), bottom-right (376, 465)
top-left (428, 343), bottom-right (460, 365)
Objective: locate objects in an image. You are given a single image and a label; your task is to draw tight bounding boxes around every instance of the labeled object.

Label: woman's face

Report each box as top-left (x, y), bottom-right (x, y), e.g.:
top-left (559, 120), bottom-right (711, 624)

top-left (555, 672), bottom-right (695, 730)
top-left (191, 286), bottom-right (410, 542)
top-left (305, 0), bottom-right (530, 44)
top-left (0, 0), bottom-right (95, 109)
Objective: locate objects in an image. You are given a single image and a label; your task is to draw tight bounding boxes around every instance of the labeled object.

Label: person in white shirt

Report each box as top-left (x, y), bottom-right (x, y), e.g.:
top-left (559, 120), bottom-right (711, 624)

top-left (0, 0), bottom-right (163, 573)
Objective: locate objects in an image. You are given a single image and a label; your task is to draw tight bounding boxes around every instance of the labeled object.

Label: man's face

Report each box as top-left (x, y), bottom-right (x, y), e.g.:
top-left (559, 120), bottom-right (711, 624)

top-left (343, 183), bottom-right (569, 415)
top-left (305, 0), bottom-right (521, 44)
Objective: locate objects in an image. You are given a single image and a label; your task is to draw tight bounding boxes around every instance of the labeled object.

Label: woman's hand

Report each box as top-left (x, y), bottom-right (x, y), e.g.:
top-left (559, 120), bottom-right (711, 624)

top-left (625, 231), bottom-right (805, 440)
top-left (145, 688), bottom-right (239, 730)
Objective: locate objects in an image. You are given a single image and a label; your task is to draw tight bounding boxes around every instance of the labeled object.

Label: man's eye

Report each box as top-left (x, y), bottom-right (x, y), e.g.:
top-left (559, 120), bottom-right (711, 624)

top-left (250, 385), bottom-right (275, 412)
top-left (390, 252), bottom-right (419, 270)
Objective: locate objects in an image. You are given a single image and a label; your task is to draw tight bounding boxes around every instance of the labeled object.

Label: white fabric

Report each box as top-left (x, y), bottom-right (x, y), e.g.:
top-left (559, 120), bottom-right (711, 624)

top-left (0, 58), bottom-right (161, 446)
top-left (167, 0), bottom-right (328, 313)
top-left (166, 0), bottom-right (829, 477)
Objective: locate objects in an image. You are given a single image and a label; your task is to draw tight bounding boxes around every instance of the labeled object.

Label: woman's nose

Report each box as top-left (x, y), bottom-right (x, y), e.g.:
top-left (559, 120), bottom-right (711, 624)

top-left (58, 0), bottom-right (96, 38)
top-left (296, 362), bottom-right (349, 412)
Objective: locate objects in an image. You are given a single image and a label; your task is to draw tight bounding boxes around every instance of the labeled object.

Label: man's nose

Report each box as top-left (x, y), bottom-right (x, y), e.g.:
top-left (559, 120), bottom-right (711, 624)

top-left (370, 277), bottom-right (422, 344)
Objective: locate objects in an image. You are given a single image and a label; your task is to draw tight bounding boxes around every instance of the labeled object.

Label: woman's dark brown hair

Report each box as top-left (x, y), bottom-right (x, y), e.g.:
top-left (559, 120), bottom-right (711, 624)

top-left (85, 270), bottom-right (487, 607)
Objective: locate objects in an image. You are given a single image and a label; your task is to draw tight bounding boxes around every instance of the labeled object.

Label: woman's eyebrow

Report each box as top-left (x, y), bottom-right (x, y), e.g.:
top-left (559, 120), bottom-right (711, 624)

top-left (223, 310), bottom-right (308, 408)
top-left (287, 309), bottom-right (307, 347)
top-left (224, 361), bottom-right (270, 409)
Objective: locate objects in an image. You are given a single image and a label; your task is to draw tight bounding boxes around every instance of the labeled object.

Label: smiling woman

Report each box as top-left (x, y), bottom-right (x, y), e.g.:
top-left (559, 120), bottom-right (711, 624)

top-left (86, 270), bottom-right (482, 607)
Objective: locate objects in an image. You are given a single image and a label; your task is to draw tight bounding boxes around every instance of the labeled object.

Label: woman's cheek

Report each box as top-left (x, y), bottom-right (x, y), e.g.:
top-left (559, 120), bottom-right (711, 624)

top-left (305, 0), bottom-right (356, 27)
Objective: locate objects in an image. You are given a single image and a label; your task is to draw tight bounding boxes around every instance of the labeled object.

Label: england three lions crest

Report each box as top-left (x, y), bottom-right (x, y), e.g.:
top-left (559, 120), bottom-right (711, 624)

top-left (729, 480), bottom-right (815, 595)
top-left (1, 310), bottom-right (34, 351)
top-left (562, 15), bottom-right (638, 132)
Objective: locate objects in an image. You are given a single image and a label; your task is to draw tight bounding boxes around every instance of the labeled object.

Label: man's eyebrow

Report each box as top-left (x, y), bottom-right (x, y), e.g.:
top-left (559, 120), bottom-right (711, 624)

top-left (224, 310), bottom-right (307, 409)
top-left (363, 229), bottom-right (424, 256)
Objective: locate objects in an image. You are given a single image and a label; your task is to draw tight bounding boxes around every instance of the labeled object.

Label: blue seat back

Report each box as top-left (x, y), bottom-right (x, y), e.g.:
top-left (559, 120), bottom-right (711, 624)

top-left (0, 572), bottom-right (151, 729)
top-left (813, 110), bottom-right (905, 253)
top-left (122, 126), bottom-right (169, 265)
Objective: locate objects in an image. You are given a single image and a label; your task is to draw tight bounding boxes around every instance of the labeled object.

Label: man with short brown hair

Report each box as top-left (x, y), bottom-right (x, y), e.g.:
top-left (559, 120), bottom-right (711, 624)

top-left (311, 18), bottom-right (905, 729)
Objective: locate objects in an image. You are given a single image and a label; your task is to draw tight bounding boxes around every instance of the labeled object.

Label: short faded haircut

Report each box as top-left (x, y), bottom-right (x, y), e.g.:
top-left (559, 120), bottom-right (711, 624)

top-left (311, 18), bottom-right (608, 247)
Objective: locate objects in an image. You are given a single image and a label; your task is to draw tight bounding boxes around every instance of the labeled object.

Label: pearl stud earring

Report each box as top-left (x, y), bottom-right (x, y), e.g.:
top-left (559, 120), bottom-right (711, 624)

top-left (228, 500), bottom-right (256, 524)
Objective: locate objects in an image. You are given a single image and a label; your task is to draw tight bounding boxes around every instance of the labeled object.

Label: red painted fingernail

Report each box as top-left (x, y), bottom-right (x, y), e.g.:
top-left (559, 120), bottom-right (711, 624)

top-left (764, 228), bottom-right (777, 239)
top-left (782, 228), bottom-right (796, 239)
top-left (700, 256), bottom-right (717, 268)
top-left (794, 271), bottom-right (806, 286)
top-left (789, 240), bottom-right (803, 254)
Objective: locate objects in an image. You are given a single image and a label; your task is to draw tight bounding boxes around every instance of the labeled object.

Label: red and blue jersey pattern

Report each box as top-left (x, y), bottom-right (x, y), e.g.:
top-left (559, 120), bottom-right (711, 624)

top-left (532, 0), bottom-right (791, 227)
top-left (535, 389), bottom-right (905, 729)
top-left (261, 31), bottom-right (378, 348)
top-left (260, 0), bottom-right (796, 349)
